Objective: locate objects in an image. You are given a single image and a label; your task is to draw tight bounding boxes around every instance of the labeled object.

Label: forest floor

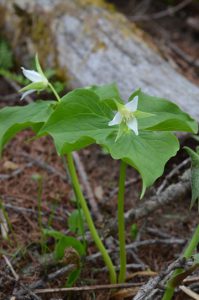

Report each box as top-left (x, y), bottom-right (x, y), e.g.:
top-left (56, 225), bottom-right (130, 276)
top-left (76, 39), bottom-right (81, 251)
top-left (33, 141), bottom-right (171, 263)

top-left (0, 1), bottom-right (199, 300)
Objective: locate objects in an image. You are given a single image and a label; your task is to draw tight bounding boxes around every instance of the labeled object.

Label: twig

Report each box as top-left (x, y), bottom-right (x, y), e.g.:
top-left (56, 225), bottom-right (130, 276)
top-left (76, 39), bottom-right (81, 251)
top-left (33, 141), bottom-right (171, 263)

top-left (180, 285), bottom-right (199, 300)
top-left (21, 152), bottom-right (67, 181)
top-left (15, 264), bottom-right (76, 296)
top-left (133, 258), bottom-right (187, 300)
top-left (72, 151), bottom-right (102, 222)
top-left (4, 77), bottom-right (32, 104)
top-left (3, 255), bottom-right (19, 281)
top-left (0, 208), bottom-right (9, 239)
top-left (87, 237), bottom-right (185, 262)
top-left (108, 177), bottom-right (140, 200)
top-left (0, 162), bottom-right (33, 181)
top-left (106, 168), bottom-right (190, 234)
top-left (184, 276), bottom-right (199, 283)
top-left (35, 282), bottom-right (142, 294)
top-left (146, 227), bottom-right (171, 239)
top-left (156, 158), bottom-right (190, 195)
top-left (130, 0), bottom-right (193, 21)
top-left (125, 169), bottom-right (190, 225)
top-left (169, 43), bottom-right (199, 69)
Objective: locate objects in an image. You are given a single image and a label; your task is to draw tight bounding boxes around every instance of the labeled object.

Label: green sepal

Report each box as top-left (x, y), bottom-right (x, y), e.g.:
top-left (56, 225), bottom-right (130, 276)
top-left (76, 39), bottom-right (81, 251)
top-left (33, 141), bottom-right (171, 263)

top-left (19, 81), bottom-right (47, 92)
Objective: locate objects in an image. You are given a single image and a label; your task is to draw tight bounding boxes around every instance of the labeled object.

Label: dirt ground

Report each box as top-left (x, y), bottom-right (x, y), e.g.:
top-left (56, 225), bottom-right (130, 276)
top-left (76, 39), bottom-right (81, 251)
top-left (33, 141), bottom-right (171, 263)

top-left (0, 1), bottom-right (199, 299)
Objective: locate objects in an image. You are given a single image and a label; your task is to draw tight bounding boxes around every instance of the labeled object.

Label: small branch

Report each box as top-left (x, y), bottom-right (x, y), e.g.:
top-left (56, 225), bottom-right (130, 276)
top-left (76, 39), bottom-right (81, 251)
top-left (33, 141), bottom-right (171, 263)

top-left (4, 77), bottom-right (32, 104)
top-left (0, 162), bottom-right (33, 181)
top-left (0, 208), bottom-right (9, 239)
top-left (125, 169), bottom-right (190, 225)
top-left (180, 285), bottom-right (199, 300)
top-left (21, 152), bottom-right (67, 181)
top-left (3, 255), bottom-right (19, 281)
top-left (15, 264), bottom-right (76, 296)
top-left (133, 258), bottom-right (187, 300)
top-left (35, 282), bottom-right (141, 294)
top-left (130, 0), bottom-right (193, 22)
top-left (156, 158), bottom-right (190, 195)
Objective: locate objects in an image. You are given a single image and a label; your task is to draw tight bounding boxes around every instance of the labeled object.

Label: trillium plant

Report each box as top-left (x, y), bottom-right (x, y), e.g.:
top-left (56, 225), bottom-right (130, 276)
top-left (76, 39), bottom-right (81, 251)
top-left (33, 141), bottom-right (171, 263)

top-left (0, 55), bottom-right (198, 286)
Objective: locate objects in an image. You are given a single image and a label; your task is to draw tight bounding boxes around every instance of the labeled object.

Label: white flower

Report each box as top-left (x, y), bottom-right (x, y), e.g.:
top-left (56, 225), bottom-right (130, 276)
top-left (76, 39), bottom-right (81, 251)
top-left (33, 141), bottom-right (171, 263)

top-left (108, 96), bottom-right (139, 135)
top-left (20, 54), bottom-right (48, 100)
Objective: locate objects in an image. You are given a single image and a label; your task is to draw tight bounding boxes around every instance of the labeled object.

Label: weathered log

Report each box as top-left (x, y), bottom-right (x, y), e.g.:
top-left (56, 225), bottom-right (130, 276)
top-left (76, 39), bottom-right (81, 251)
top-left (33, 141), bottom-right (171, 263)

top-left (0, 0), bottom-right (199, 120)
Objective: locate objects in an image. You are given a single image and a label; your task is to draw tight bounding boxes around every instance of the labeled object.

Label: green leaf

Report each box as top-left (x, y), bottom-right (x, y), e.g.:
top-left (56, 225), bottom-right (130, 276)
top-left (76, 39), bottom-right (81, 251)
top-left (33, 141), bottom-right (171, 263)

top-left (88, 83), bottom-right (123, 110)
top-left (66, 268), bottom-right (81, 287)
top-left (43, 229), bottom-right (86, 259)
top-left (184, 147), bottom-right (199, 208)
top-left (130, 90), bottom-right (198, 133)
top-left (55, 237), bottom-right (85, 259)
top-left (88, 83), bottom-right (121, 101)
top-left (130, 223), bottom-right (138, 240)
top-left (68, 209), bottom-right (85, 236)
top-left (105, 130), bottom-right (179, 197)
top-left (39, 88), bottom-right (196, 196)
top-left (0, 100), bottom-right (55, 155)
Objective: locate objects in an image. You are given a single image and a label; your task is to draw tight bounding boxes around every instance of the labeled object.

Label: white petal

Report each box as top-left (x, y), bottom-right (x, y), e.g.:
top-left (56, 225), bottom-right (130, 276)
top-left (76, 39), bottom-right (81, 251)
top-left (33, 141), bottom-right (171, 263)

top-left (127, 118), bottom-right (138, 135)
top-left (108, 112), bottom-right (122, 126)
top-left (21, 67), bottom-right (43, 82)
top-left (20, 89), bottom-right (35, 100)
top-left (125, 96), bottom-right (138, 112)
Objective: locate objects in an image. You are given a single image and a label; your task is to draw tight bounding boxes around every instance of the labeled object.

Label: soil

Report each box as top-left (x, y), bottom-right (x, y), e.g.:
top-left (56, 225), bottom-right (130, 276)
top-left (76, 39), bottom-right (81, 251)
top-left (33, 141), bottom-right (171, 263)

top-left (0, 1), bottom-right (199, 300)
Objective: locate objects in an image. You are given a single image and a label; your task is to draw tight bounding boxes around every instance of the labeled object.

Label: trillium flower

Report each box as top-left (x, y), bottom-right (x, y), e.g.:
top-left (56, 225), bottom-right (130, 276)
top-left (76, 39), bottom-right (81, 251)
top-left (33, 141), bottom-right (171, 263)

top-left (19, 54), bottom-right (48, 100)
top-left (108, 96), bottom-right (139, 135)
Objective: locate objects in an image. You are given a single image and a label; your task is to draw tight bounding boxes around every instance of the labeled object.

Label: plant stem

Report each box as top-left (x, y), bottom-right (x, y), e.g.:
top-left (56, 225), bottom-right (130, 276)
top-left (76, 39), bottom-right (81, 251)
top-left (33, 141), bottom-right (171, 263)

top-left (162, 224), bottom-right (199, 300)
top-left (118, 160), bottom-right (127, 283)
top-left (62, 156), bottom-right (86, 249)
top-left (48, 82), bottom-right (61, 102)
top-left (66, 152), bottom-right (117, 284)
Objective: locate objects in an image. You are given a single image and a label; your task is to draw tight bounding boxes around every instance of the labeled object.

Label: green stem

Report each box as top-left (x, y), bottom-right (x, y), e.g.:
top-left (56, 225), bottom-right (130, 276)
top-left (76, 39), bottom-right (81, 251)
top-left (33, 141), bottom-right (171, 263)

top-left (162, 224), bottom-right (199, 300)
top-left (62, 156), bottom-right (86, 249)
top-left (66, 152), bottom-right (117, 284)
top-left (118, 160), bottom-right (127, 283)
top-left (48, 82), bottom-right (61, 102)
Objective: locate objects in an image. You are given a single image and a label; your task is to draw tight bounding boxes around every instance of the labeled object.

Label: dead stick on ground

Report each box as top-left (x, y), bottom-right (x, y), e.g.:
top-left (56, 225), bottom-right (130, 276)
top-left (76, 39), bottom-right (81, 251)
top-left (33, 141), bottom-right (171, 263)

top-left (133, 258), bottom-right (188, 300)
top-left (180, 285), bottom-right (199, 300)
top-left (3, 255), bottom-right (19, 281)
top-left (35, 282), bottom-right (143, 294)
top-left (15, 264), bottom-right (76, 296)
top-left (20, 152), bottom-right (67, 181)
top-left (125, 169), bottom-right (190, 225)
top-left (130, 0), bottom-right (192, 21)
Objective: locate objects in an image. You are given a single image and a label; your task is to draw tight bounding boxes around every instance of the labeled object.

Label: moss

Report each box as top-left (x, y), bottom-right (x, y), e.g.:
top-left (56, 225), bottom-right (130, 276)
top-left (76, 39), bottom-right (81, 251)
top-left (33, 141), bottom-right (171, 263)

top-left (31, 15), bottom-right (53, 65)
top-left (78, 0), bottom-right (116, 11)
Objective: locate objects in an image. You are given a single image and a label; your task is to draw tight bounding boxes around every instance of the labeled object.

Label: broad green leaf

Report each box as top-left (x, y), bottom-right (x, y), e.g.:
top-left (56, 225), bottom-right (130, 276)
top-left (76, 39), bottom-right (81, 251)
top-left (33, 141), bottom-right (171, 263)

top-left (55, 236), bottom-right (85, 259)
top-left (129, 90), bottom-right (198, 133)
top-left (0, 100), bottom-right (55, 155)
top-left (43, 228), bottom-right (64, 240)
top-left (87, 83), bottom-right (123, 110)
top-left (184, 147), bottom-right (199, 208)
top-left (43, 229), bottom-right (86, 259)
top-left (38, 89), bottom-right (114, 154)
top-left (68, 209), bottom-right (85, 236)
top-left (88, 83), bottom-right (122, 101)
top-left (103, 130), bottom-right (179, 197)
top-left (39, 89), bottom-right (196, 196)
